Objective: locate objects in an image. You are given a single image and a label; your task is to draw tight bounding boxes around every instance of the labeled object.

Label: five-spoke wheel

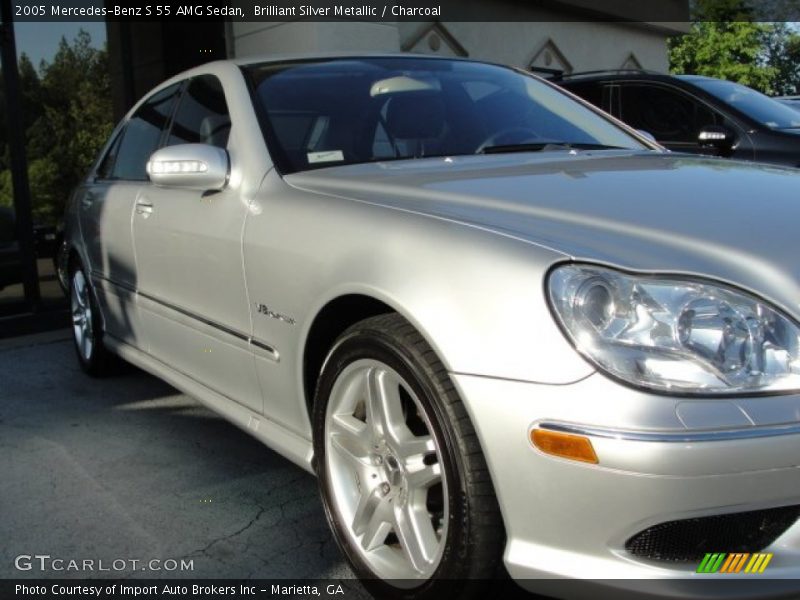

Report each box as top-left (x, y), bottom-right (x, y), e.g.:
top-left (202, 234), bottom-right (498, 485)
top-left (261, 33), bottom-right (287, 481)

top-left (71, 269), bottom-right (95, 363)
top-left (325, 359), bottom-right (448, 581)
top-left (69, 262), bottom-right (114, 376)
top-left (314, 314), bottom-right (503, 599)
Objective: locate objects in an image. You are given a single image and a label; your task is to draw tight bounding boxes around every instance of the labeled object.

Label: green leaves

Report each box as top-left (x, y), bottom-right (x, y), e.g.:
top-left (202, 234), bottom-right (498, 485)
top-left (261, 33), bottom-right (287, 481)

top-left (0, 29), bottom-right (112, 225)
top-left (669, 21), bottom-right (800, 96)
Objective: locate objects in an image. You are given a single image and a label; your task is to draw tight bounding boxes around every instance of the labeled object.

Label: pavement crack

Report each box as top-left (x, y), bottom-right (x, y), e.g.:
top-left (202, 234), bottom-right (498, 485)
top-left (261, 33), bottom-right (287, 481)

top-left (182, 503), bottom-right (267, 560)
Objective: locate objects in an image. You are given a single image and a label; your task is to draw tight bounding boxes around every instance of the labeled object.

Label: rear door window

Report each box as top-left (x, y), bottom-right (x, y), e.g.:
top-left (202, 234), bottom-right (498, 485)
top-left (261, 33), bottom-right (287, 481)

top-left (618, 83), bottom-right (723, 144)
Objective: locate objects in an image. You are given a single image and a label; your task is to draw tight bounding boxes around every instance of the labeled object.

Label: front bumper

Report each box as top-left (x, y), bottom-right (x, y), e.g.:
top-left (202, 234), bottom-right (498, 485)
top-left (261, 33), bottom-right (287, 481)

top-left (452, 371), bottom-right (800, 599)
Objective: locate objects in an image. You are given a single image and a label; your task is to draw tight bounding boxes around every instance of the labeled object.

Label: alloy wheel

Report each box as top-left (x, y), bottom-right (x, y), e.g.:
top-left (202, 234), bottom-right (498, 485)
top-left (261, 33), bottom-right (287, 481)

top-left (324, 359), bottom-right (448, 583)
top-left (71, 269), bottom-right (94, 361)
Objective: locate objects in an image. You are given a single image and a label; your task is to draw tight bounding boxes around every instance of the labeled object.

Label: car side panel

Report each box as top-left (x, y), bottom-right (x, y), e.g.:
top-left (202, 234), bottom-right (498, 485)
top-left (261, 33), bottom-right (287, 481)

top-left (242, 171), bottom-right (591, 440)
top-left (75, 180), bottom-right (146, 346)
top-left (132, 182), bottom-right (263, 413)
top-left (130, 66), bottom-right (272, 415)
top-left (750, 130), bottom-right (800, 168)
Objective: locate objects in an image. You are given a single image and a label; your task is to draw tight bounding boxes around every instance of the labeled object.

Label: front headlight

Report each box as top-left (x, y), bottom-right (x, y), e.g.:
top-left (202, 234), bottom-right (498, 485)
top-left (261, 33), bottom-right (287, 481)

top-left (547, 264), bottom-right (800, 395)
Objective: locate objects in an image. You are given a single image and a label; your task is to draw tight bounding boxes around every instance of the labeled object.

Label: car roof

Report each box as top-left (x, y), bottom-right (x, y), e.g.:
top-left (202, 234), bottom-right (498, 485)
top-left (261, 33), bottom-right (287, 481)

top-left (559, 71), bottom-right (724, 84)
top-left (124, 52), bottom-right (529, 128)
top-left (558, 70), bottom-right (667, 82)
top-left (229, 51), bottom-right (478, 67)
top-left (674, 74), bottom-right (722, 83)
top-left (151, 52), bottom-right (495, 98)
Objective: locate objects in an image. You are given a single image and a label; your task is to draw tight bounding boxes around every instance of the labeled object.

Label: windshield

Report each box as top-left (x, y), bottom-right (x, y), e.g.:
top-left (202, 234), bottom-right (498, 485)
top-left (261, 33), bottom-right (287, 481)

top-left (686, 77), bottom-right (800, 130)
top-left (245, 57), bottom-right (646, 174)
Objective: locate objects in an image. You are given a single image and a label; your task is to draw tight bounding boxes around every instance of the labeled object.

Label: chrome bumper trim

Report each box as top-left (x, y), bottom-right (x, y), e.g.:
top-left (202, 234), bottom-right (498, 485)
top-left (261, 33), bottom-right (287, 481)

top-left (537, 420), bottom-right (800, 443)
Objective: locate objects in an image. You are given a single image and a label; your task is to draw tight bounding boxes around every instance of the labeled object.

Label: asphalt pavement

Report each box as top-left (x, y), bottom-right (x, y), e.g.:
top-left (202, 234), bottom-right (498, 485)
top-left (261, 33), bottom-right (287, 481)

top-left (0, 330), bottom-right (356, 581)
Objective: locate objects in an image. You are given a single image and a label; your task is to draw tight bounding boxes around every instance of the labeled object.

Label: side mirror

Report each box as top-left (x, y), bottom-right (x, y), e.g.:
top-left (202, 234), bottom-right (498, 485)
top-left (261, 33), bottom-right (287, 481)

top-left (698, 125), bottom-right (735, 157)
top-left (146, 144), bottom-right (229, 191)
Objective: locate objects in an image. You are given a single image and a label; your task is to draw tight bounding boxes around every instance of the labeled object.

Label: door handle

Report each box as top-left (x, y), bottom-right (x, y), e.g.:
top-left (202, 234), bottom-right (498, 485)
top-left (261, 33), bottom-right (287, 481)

top-left (135, 201), bottom-right (153, 215)
top-left (81, 193), bottom-right (96, 210)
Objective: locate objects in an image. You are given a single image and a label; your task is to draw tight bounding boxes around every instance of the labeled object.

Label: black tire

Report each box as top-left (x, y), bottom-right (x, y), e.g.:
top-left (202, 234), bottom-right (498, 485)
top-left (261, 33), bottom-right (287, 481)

top-left (69, 261), bottom-right (117, 377)
top-left (313, 313), bottom-right (504, 599)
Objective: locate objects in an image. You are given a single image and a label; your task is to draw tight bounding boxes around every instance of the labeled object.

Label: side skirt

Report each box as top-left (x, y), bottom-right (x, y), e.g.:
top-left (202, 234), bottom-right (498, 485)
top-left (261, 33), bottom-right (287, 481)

top-left (104, 334), bottom-right (315, 475)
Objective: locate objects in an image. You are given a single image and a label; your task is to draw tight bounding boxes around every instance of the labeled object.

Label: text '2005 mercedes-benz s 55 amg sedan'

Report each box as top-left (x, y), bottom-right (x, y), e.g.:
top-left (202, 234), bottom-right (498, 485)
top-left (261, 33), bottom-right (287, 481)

top-left (63, 54), bottom-right (800, 599)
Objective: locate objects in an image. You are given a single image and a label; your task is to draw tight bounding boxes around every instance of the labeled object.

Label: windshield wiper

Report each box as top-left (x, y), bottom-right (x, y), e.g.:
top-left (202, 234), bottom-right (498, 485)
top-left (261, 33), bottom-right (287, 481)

top-left (479, 142), bottom-right (626, 155)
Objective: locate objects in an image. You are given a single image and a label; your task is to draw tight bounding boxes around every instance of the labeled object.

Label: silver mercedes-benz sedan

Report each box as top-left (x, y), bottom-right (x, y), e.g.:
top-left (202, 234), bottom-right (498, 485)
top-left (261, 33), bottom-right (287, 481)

top-left (62, 54), bottom-right (800, 598)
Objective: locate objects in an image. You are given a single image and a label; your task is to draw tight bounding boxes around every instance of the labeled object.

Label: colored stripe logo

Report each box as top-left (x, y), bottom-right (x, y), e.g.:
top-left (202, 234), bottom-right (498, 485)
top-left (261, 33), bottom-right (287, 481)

top-left (696, 553), bottom-right (773, 574)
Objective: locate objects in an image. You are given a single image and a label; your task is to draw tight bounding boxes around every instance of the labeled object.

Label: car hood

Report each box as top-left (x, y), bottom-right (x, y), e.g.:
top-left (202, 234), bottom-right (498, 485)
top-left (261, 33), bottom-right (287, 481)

top-left (286, 150), bottom-right (800, 317)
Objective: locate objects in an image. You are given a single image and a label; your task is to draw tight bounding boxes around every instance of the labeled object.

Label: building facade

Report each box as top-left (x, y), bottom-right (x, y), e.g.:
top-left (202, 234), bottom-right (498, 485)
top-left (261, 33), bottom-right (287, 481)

top-left (230, 19), bottom-right (684, 77)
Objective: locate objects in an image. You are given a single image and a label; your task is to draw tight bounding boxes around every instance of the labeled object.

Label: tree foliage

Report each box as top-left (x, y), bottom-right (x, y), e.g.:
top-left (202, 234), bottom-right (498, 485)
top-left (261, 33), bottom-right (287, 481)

top-left (763, 23), bottom-right (800, 96)
top-left (669, 22), bottom-right (778, 92)
top-left (669, 2), bottom-right (800, 96)
top-left (0, 30), bottom-right (113, 224)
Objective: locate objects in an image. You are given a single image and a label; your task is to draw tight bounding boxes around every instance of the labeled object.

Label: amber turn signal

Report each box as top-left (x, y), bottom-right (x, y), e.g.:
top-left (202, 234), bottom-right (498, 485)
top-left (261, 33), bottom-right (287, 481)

top-left (531, 429), bottom-right (598, 464)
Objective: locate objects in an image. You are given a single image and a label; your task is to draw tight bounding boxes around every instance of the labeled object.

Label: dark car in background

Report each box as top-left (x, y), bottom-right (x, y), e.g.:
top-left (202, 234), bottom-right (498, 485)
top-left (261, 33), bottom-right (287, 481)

top-left (776, 95), bottom-right (800, 112)
top-left (558, 70), bottom-right (800, 167)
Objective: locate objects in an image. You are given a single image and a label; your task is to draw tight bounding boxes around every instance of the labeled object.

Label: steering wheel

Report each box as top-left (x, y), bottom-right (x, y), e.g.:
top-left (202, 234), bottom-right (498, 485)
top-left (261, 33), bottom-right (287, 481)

top-left (475, 127), bottom-right (542, 154)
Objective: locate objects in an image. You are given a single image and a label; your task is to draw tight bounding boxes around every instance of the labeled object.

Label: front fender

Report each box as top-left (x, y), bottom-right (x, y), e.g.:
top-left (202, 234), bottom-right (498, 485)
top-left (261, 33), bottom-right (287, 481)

top-left (244, 171), bottom-right (593, 438)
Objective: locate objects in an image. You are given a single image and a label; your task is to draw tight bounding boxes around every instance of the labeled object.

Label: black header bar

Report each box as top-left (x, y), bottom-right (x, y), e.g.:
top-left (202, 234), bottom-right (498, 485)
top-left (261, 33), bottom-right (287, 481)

top-left (10, 0), bottom-right (795, 23)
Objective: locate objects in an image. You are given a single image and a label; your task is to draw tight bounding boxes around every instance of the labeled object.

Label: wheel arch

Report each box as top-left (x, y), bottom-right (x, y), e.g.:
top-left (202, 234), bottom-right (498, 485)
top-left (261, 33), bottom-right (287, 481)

top-left (67, 246), bottom-right (83, 273)
top-left (302, 293), bottom-right (396, 419)
top-left (65, 245), bottom-right (107, 334)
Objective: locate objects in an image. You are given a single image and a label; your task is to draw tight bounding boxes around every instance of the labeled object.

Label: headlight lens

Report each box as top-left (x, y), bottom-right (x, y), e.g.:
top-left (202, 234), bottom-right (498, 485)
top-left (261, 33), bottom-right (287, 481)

top-left (548, 264), bottom-right (800, 394)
